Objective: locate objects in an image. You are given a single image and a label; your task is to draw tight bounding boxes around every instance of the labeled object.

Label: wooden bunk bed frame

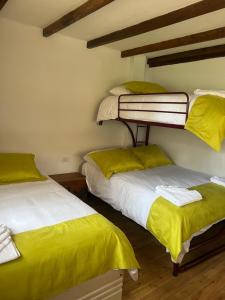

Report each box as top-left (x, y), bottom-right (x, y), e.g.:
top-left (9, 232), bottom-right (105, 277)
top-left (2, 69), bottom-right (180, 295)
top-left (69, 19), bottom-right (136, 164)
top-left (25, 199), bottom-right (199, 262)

top-left (98, 92), bottom-right (225, 276)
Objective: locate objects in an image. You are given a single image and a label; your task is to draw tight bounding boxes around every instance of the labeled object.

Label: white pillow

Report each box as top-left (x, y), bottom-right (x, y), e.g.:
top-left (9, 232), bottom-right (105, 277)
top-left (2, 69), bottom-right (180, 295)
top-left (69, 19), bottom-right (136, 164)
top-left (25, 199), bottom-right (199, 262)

top-left (194, 89), bottom-right (225, 98)
top-left (109, 86), bottom-right (132, 96)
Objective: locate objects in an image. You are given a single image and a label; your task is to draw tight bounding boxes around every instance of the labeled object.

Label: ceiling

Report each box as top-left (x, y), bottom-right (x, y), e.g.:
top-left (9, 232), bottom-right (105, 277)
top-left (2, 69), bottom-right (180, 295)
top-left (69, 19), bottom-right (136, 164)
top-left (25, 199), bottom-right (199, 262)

top-left (1, 0), bottom-right (225, 58)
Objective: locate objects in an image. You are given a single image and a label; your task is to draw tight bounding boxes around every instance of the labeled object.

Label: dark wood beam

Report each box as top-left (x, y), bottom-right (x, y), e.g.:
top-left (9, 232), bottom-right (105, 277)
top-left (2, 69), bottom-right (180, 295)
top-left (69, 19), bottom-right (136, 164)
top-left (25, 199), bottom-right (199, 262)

top-left (0, 0), bottom-right (8, 10)
top-left (87, 0), bottom-right (225, 48)
top-left (121, 27), bottom-right (225, 58)
top-left (43, 0), bottom-right (115, 37)
top-left (147, 44), bottom-right (225, 68)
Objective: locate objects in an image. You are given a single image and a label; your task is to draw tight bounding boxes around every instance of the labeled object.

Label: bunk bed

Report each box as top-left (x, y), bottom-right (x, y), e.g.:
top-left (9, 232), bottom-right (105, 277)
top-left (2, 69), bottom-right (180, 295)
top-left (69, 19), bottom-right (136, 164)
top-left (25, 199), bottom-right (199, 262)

top-left (92, 92), bottom-right (225, 276)
top-left (97, 92), bottom-right (191, 146)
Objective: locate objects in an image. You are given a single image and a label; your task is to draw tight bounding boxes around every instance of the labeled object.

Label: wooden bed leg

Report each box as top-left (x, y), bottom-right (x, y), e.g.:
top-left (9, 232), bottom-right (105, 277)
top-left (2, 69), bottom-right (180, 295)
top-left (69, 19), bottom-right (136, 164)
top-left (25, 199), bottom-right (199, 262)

top-left (172, 263), bottom-right (179, 277)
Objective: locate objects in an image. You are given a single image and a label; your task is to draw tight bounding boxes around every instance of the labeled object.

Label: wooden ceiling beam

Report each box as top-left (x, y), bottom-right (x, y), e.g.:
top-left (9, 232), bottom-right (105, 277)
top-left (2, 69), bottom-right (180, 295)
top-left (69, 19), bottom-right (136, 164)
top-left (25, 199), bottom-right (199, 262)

top-left (147, 44), bottom-right (225, 68)
top-left (0, 0), bottom-right (8, 10)
top-left (87, 0), bottom-right (225, 48)
top-left (121, 26), bottom-right (225, 57)
top-left (43, 0), bottom-right (115, 37)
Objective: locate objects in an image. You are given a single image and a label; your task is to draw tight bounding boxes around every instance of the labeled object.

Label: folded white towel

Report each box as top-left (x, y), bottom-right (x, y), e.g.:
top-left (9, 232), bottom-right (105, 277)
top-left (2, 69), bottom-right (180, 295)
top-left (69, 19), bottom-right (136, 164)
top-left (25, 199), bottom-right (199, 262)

top-left (0, 224), bottom-right (20, 264)
top-left (0, 229), bottom-right (11, 244)
top-left (0, 224), bottom-right (8, 235)
top-left (0, 240), bottom-right (20, 264)
top-left (210, 176), bottom-right (225, 188)
top-left (194, 89), bottom-right (225, 98)
top-left (0, 236), bottom-right (12, 252)
top-left (156, 185), bottom-right (202, 207)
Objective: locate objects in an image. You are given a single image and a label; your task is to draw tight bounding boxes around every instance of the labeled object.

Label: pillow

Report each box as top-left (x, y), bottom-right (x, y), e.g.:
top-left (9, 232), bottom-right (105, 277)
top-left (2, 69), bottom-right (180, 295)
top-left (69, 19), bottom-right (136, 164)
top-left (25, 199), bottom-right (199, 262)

top-left (109, 86), bottom-right (132, 96)
top-left (84, 147), bottom-right (118, 169)
top-left (87, 148), bottom-right (144, 179)
top-left (0, 153), bottom-right (46, 184)
top-left (194, 89), bottom-right (225, 99)
top-left (131, 145), bottom-right (173, 169)
top-left (185, 95), bottom-right (225, 151)
top-left (123, 81), bottom-right (167, 94)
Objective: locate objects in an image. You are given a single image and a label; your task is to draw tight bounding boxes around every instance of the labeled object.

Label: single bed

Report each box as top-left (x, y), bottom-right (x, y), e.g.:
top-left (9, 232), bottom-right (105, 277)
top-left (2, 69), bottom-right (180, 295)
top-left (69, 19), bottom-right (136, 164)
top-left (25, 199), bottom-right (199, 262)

top-left (83, 162), bottom-right (225, 275)
top-left (0, 177), bottom-right (139, 300)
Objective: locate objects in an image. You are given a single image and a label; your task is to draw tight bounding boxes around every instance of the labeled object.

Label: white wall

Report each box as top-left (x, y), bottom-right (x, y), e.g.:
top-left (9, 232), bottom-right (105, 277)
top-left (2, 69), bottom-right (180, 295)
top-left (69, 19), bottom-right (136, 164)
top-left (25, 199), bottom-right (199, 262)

top-left (0, 17), bottom-right (131, 174)
top-left (2, 16), bottom-right (224, 177)
top-left (147, 58), bottom-right (225, 92)
top-left (146, 58), bottom-right (225, 176)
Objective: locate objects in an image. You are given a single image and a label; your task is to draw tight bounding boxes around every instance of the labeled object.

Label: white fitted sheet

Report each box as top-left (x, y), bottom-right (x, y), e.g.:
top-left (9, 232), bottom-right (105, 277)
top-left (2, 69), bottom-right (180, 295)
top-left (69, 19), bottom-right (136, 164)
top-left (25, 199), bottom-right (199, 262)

top-left (0, 178), bottom-right (96, 234)
top-left (97, 94), bottom-right (197, 125)
top-left (83, 164), bottom-right (210, 228)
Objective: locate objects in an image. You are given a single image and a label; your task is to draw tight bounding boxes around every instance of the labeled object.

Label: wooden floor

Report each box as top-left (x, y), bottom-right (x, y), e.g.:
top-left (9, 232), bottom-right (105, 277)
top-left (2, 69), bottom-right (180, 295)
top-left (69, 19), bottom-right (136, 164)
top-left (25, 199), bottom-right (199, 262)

top-left (84, 193), bottom-right (225, 300)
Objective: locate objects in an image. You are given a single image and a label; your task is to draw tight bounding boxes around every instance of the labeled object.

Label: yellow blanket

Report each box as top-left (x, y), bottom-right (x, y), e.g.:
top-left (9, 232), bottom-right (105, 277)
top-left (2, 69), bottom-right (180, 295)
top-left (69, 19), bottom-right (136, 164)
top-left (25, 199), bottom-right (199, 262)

top-left (147, 183), bottom-right (225, 262)
top-left (185, 94), bottom-right (225, 151)
top-left (0, 214), bottom-right (139, 300)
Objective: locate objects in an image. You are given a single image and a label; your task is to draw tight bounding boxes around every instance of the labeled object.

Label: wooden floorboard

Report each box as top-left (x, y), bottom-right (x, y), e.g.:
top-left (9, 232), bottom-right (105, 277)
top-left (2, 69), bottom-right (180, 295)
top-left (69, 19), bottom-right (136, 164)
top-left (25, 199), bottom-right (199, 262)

top-left (83, 193), bottom-right (225, 300)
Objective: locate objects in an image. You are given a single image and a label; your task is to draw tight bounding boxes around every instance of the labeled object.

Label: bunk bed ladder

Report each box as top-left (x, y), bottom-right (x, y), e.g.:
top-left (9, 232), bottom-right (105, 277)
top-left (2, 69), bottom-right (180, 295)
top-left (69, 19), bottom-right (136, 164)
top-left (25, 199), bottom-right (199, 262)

top-left (135, 124), bottom-right (150, 146)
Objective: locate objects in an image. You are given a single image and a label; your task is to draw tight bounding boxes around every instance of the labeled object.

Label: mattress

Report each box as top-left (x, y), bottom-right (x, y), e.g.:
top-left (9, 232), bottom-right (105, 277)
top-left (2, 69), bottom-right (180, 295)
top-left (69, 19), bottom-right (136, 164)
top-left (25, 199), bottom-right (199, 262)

top-left (97, 94), bottom-right (197, 125)
top-left (83, 163), bottom-right (210, 228)
top-left (0, 177), bottom-right (95, 234)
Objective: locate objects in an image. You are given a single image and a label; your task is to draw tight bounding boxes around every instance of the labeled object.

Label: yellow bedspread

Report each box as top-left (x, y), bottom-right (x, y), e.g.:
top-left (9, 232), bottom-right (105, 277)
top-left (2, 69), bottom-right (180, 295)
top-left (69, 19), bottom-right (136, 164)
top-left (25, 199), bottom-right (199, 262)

top-left (0, 214), bottom-right (139, 300)
top-left (147, 183), bottom-right (225, 262)
top-left (185, 94), bottom-right (225, 151)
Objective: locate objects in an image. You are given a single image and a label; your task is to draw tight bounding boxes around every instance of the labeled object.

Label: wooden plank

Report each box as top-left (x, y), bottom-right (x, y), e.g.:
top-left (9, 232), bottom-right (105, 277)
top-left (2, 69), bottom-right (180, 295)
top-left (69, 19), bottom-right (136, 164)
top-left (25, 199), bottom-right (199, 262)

top-left (43, 0), bottom-right (115, 37)
top-left (147, 44), bottom-right (225, 68)
top-left (0, 0), bottom-right (8, 10)
top-left (121, 26), bottom-right (225, 58)
top-left (87, 0), bottom-right (225, 48)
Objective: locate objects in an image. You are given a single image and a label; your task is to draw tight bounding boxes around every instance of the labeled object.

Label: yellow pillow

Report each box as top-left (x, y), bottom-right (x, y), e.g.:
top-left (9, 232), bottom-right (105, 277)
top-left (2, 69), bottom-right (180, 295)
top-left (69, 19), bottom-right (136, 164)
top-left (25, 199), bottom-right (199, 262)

top-left (185, 95), bottom-right (225, 152)
top-left (0, 153), bottom-right (46, 184)
top-left (131, 145), bottom-right (173, 169)
top-left (88, 148), bottom-right (144, 179)
top-left (123, 81), bottom-right (167, 94)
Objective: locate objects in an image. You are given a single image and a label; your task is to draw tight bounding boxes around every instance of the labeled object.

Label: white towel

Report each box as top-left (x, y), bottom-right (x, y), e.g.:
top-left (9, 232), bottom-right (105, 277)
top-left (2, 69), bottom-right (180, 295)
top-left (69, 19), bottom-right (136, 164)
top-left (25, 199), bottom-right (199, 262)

top-left (156, 185), bottom-right (202, 207)
top-left (210, 176), bottom-right (225, 188)
top-left (0, 224), bottom-right (8, 235)
top-left (0, 236), bottom-right (12, 252)
top-left (0, 230), bottom-right (11, 244)
top-left (0, 224), bottom-right (20, 264)
top-left (194, 89), bottom-right (225, 98)
top-left (0, 240), bottom-right (20, 264)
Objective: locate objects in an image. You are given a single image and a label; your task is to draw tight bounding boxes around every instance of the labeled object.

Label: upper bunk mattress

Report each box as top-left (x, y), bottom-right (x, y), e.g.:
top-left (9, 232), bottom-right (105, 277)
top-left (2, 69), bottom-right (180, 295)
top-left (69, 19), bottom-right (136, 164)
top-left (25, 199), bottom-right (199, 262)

top-left (97, 94), bottom-right (197, 126)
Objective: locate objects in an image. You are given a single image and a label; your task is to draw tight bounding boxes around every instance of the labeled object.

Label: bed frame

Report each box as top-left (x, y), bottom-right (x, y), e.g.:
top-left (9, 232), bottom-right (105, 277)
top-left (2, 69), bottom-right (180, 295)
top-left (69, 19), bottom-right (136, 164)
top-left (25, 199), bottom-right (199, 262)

top-left (99, 92), bottom-right (190, 147)
top-left (98, 92), bottom-right (225, 276)
top-left (52, 270), bottom-right (123, 300)
top-left (173, 220), bottom-right (225, 276)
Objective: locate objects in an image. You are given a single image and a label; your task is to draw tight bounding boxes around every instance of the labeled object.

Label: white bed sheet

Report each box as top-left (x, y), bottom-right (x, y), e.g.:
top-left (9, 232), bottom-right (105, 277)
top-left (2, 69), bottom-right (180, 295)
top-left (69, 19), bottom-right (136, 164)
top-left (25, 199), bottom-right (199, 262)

top-left (97, 94), bottom-right (197, 125)
top-left (83, 163), bottom-right (210, 228)
top-left (0, 177), bottom-right (95, 234)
